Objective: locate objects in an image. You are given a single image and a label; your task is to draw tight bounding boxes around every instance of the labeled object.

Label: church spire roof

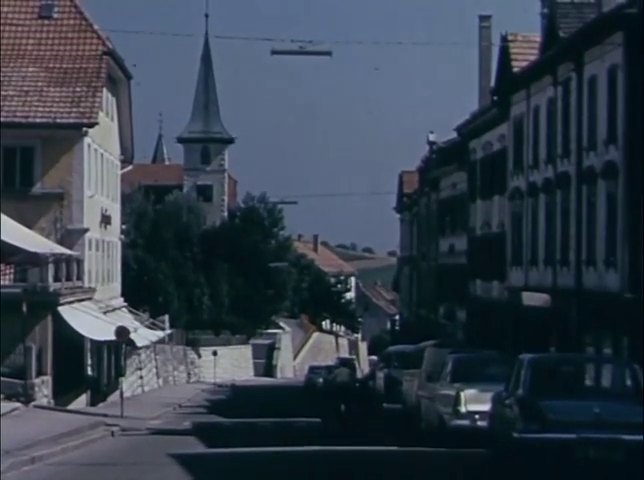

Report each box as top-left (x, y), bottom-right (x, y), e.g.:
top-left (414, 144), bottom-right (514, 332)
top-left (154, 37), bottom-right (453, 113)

top-left (151, 112), bottom-right (171, 164)
top-left (177, 6), bottom-right (234, 145)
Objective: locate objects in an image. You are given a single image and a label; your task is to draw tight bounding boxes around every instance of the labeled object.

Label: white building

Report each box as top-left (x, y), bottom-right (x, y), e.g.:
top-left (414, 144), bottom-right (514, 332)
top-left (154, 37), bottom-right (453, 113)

top-left (505, 0), bottom-right (641, 358)
top-left (1, 0), bottom-right (165, 406)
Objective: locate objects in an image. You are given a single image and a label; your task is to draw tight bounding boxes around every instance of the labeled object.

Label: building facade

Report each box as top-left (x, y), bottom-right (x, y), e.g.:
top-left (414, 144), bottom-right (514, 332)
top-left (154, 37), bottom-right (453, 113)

top-left (505, 0), bottom-right (641, 361)
top-left (0, 0), bottom-right (166, 406)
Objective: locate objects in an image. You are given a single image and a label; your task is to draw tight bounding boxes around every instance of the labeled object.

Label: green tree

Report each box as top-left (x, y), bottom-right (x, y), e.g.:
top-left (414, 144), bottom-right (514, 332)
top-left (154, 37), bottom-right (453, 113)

top-left (200, 192), bottom-right (293, 335)
top-left (122, 191), bottom-right (212, 329)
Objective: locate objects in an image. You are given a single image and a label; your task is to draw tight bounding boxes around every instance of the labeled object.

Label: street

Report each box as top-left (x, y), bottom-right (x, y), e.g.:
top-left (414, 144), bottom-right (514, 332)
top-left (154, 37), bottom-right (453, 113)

top-left (7, 379), bottom-right (642, 480)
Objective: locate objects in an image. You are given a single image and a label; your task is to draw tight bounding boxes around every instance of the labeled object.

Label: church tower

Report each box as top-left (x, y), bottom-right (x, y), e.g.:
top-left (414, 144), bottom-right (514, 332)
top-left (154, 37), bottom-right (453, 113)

top-left (177, 9), bottom-right (235, 225)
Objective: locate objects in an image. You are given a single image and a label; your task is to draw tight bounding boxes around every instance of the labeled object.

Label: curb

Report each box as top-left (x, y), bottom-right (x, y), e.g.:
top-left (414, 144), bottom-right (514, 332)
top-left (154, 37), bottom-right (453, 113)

top-left (2, 419), bottom-right (108, 455)
top-left (1, 426), bottom-right (117, 477)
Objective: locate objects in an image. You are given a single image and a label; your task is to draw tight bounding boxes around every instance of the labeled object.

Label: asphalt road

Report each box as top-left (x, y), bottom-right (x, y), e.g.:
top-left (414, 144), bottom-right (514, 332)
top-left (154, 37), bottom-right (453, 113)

top-left (9, 380), bottom-right (642, 480)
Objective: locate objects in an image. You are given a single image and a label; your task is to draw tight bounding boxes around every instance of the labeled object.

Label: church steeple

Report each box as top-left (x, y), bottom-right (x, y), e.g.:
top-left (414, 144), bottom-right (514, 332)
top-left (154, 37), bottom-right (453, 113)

top-left (151, 112), bottom-right (170, 164)
top-left (177, 5), bottom-right (234, 146)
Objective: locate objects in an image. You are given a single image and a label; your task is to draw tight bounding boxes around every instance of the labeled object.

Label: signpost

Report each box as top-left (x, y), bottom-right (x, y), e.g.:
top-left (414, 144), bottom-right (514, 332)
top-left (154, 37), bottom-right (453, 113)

top-left (114, 325), bottom-right (131, 418)
top-left (212, 350), bottom-right (218, 384)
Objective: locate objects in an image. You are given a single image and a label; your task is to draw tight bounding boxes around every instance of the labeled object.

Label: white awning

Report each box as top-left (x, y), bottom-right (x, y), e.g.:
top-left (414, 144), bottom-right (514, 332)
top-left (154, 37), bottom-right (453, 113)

top-left (57, 301), bottom-right (167, 347)
top-left (104, 307), bottom-right (169, 346)
top-left (1, 213), bottom-right (77, 257)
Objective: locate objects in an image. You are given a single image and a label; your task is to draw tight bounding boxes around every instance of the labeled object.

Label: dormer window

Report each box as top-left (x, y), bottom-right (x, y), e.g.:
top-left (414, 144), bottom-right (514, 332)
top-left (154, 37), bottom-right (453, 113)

top-left (200, 145), bottom-right (211, 165)
top-left (38, 1), bottom-right (56, 19)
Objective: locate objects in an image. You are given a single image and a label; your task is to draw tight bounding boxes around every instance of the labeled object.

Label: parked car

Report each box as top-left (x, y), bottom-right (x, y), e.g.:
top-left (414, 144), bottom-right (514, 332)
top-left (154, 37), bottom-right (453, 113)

top-left (418, 351), bottom-right (511, 439)
top-left (401, 340), bottom-right (461, 420)
top-left (335, 356), bottom-right (362, 378)
top-left (488, 353), bottom-right (643, 471)
top-left (304, 364), bottom-right (335, 391)
top-left (375, 345), bottom-right (418, 404)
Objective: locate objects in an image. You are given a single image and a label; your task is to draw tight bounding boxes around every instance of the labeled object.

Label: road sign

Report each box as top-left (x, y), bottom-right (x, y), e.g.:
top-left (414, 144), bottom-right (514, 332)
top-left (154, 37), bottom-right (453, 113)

top-left (114, 325), bottom-right (131, 342)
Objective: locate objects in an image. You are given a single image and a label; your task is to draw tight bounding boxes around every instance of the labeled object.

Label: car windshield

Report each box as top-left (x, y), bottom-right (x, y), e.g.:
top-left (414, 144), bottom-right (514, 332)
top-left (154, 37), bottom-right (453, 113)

top-left (450, 355), bottom-right (512, 384)
top-left (527, 357), bottom-right (642, 400)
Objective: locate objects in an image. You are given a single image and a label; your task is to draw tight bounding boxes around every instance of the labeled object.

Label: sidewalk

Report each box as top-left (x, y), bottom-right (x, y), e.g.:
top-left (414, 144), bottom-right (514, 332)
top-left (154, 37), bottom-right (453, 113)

top-left (0, 382), bottom-right (212, 476)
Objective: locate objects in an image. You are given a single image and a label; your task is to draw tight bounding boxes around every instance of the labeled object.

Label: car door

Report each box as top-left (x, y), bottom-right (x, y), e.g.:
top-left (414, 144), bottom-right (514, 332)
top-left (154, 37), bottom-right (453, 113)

top-left (492, 358), bottom-right (523, 432)
top-left (434, 360), bottom-right (457, 423)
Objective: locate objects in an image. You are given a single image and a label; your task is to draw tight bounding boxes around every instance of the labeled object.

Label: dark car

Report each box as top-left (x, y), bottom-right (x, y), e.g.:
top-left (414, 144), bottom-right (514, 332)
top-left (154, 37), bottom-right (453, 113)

top-left (304, 364), bottom-right (334, 391)
top-left (488, 353), bottom-right (643, 473)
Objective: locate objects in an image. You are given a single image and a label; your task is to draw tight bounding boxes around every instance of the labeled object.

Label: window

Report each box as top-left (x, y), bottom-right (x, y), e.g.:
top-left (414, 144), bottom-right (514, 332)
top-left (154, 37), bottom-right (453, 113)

top-left (531, 105), bottom-right (541, 169)
top-left (546, 97), bottom-right (557, 164)
top-left (200, 145), bottom-right (211, 165)
top-left (467, 162), bottom-right (478, 202)
top-left (196, 184), bottom-right (214, 203)
top-left (586, 75), bottom-right (598, 152)
top-left (559, 186), bottom-right (571, 267)
top-left (85, 143), bottom-right (91, 191)
top-left (544, 191), bottom-right (556, 266)
top-left (1, 146), bottom-right (36, 190)
top-left (605, 179), bottom-right (618, 268)
top-left (100, 152), bottom-right (106, 198)
top-left (87, 238), bottom-right (93, 286)
top-left (93, 147), bottom-right (99, 193)
top-left (512, 115), bottom-right (525, 173)
top-left (585, 179), bottom-right (598, 267)
top-left (606, 65), bottom-right (619, 146)
top-left (510, 194), bottom-right (524, 267)
top-left (529, 195), bottom-right (540, 266)
top-left (561, 78), bottom-right (572, 159)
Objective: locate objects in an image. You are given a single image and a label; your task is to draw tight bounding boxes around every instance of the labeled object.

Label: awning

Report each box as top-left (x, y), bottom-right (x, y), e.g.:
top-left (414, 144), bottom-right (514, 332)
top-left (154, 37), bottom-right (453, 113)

top-left (1, 213), bottom-right (78, 257)
top-left (57, 301), bottom-right (167, 347)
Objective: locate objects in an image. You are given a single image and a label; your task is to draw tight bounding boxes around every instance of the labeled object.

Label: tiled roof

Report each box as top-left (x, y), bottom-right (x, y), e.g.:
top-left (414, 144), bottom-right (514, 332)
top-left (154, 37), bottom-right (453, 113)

top-left (400, 170), bottom-right (419, 195)
top-left (0, 0), bottom-right (116, 125)
top-left (294, 239), bottom-right (356, 276)
top-left (554, 2), bottom-right (600, 37)
top-left (358, 281), bottom-right (398, 316)
top-left (506, 33), bottom-right (541, 72)
top-left (121, 164), bottom-right (184, 194)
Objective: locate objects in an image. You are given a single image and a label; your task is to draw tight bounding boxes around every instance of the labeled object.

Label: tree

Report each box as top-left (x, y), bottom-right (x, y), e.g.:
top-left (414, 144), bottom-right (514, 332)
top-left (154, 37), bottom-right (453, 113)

top-left (387, 250), bottom-right (398, 257)
top-left (122, 191), bottom-right (212, 329)
top-left (200, 192), bottom-right (293, 335)
top-left (361, 246), bottom-right (376, 254)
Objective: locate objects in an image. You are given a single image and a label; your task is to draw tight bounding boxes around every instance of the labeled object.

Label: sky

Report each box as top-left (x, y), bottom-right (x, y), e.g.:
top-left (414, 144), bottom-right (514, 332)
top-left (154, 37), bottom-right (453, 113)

top-left (83, 0), bottom-right (539, 253)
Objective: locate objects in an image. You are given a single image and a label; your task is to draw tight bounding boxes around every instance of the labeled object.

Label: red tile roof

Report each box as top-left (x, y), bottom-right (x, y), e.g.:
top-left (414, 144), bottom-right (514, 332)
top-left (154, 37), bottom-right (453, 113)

top-left (506, 33), bottom-right (541, 72)
top-left (400, 170), bottom-right (419, 195)
top-left (121, 164), bottom-right (184, 194)
top-left (0, 0), bottom-right (115, 125)
top-left (359, 281), bottom-right (398, 316)
top-left (294, 239), bottom-right (356, 276)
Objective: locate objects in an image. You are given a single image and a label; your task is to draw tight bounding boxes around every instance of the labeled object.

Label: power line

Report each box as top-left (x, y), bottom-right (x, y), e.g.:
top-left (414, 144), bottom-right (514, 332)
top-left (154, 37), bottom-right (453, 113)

top-left (103, 27), bottom-right (486, 48)
top-left (275, 191), bottom-right (396, 199)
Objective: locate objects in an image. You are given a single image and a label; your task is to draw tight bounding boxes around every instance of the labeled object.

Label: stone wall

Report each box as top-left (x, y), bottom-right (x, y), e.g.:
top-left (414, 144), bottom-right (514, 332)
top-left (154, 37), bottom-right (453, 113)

top-left (293, 332), bottom-right (342, 378)
top-left (106, 344), bottom-right (202, 401)
top-left (198, 345), bottom-right (254, 382)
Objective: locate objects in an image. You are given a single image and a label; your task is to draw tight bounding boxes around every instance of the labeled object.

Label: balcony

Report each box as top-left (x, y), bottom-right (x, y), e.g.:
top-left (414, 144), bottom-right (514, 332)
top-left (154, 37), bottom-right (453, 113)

top-left (1, 258), bottom-right (88, 299)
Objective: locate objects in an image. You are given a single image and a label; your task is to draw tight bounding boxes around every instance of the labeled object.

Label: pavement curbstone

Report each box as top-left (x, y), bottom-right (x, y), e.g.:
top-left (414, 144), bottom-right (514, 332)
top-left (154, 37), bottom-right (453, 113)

top-left (0, 426), bottom-right (116, 477)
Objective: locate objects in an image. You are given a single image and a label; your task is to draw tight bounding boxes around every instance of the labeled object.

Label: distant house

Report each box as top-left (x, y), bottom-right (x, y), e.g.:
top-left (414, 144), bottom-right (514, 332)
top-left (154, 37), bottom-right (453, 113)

top-left (329, 246), bottom-right (397, 287)
top-left (356, 281), bottom-right (398, 343)
top-left (293, 234), bottom-right (357, 328)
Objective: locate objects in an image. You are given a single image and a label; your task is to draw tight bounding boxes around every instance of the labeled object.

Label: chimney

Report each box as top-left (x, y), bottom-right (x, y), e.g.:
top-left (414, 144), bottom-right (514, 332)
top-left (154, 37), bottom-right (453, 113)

top-left (312, 234), bottom-right (320, 253)
top-left (478, 14), bottom-right (493, 107)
